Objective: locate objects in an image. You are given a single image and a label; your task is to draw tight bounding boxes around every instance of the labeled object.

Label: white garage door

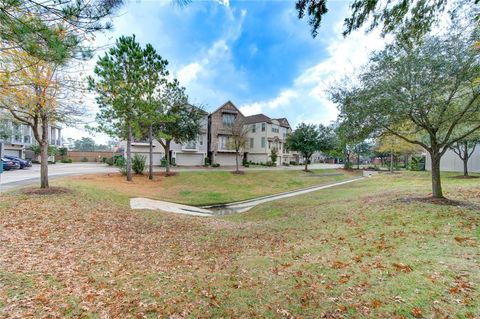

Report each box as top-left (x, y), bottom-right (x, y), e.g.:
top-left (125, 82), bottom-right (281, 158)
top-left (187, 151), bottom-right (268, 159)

top-left (3, 149), bottom-right (21, 157)
top-left (176, 153), bottom-right (203, 166)
top-left (215, 153), bottom-right (239, 166)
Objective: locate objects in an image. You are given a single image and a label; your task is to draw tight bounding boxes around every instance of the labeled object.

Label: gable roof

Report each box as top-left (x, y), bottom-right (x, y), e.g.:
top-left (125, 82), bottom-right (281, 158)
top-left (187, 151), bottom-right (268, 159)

top-left (274, 117), bottom-right (291, 128)
top-left (211, 100), bottom-right (244, 116)
top-left (243, 113), bottom-right (272, 125)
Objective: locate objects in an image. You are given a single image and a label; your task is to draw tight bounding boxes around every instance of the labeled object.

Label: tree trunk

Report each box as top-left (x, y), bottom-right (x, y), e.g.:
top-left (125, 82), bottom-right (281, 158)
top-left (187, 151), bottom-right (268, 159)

top-left (40, 141), bottom-right (49, 188)
top-left (148, 125), bottom-right (153, 180)
top-left (39, 118), bottom-right (49, 189)
top-left (357, 152), bottom-right (360, 169)
top-left (430, 152), bottom-right (444, 198)
top-left (390, 149), bottom-right (394, 173)
top-left (165, 140), bottom-right (171, 174)
top-left (126, 123), bottom-right (133, 182)
top-left (235, 151), bottom-right (239, 173)
top-left (463, 141), bottom-right (469, 177)
top-left (304, 156), bottom-right (308, 172)
top-left (463, 158), bottom-right (469, 177)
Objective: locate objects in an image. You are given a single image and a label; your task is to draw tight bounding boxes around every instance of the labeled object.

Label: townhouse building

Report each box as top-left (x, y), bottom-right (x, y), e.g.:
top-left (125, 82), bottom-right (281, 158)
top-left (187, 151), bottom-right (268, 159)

top-left (243, 114), bottom-right (295, 165)
top-left (207, 101), bottom-right (245, 166)
top-left (0, 114), bottom-right (62, 159)
top-left (118, 108), bottom-right (208, 166)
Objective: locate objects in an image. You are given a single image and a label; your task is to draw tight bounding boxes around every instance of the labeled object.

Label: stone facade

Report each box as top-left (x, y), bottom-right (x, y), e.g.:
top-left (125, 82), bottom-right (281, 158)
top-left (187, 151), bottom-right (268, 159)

top-left (207, 101), bottom-right (245, 165)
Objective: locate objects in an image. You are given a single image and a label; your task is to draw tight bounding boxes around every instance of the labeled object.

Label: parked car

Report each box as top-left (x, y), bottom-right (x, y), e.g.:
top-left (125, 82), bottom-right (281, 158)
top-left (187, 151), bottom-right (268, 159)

top-left (3, 155), bottom-right (32, 169)
top-left (1, 158), bottom-right (20, 171)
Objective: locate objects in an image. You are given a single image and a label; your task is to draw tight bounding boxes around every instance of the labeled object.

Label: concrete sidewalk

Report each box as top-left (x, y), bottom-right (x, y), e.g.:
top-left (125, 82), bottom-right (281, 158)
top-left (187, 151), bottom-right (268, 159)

top-left (130, 177), bottom-right (364, 216)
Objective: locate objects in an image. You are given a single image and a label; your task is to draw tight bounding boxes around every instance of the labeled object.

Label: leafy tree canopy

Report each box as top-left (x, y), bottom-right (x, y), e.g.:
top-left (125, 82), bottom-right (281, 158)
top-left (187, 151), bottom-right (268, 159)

top-left (296, 0), bottom-right (475, 38)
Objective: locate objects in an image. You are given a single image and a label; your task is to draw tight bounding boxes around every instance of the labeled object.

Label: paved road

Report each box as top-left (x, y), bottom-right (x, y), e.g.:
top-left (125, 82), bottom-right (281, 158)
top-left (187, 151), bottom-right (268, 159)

top-left (0, 162), bottom-right (343, 192)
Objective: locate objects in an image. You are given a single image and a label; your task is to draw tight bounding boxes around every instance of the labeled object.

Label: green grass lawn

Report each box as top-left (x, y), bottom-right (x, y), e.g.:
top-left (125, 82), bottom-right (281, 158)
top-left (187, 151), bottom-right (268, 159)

top-left (0, 171), bottom-right (479, 318)
top-left (56, 168), bottom-right (358, 206)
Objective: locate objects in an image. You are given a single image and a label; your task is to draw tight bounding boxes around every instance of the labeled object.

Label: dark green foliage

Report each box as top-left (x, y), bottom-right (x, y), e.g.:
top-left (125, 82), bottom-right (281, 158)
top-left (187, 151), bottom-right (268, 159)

top-left (30, 145), bottom-right (57, 156)
top-left (296, 0), bottom-right (472, 39)
top-left (132, 154), bottom-right (146, 174)
top-left (81, 157), bottom-right (88, 162)
top-left (105, 157), bottom-right (114, 166)
top-left (58, 147), bottom-right (68, 157)
top-left (331, 27), bottom-right (480, 197)
top-left (212, 163), bottom-right (220, 167)
top-left (0, 0), bottom-right (122, 63)
top-left (60, 159), bottom-right (73, 163)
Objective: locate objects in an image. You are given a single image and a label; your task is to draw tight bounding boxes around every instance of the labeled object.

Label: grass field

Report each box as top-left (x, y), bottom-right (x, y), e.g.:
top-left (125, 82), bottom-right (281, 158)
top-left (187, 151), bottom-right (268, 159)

top-left (58, 169), bottom-right (357, 206)
top-left (0, 170), bottom-right (479, 318)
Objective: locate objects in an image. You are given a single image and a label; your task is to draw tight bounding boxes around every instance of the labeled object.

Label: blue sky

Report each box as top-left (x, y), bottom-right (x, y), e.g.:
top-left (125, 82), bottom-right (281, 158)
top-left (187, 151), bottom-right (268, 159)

top-left (66, 0), bottom-right (385, 143)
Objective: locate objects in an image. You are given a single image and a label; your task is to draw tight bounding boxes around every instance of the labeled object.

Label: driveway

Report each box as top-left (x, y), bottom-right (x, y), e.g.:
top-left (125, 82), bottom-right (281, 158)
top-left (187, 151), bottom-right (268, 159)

top-left (0, 162), bottom-right (343, 192)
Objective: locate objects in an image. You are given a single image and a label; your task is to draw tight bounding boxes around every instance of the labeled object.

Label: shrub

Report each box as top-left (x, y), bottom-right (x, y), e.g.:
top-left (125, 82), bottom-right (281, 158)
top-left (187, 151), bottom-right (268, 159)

top-left (270, 148), bottom-right (278, 165)
top-left (204, 157), bottom-right (210, 166)
top-left (113, 155), bottom-right (124, 166)
top-left (101, 157), bottom-right (108, 163)
top-left (81, 157), bottom-right (88, 162)
top-left (58, 147), bottom-right (68, 158)
top-left (114, 156), bottom-right (127, 175)
top-left (244, 163), bottom-right (249, 168)
top-left (160, 158), bottom-right (167, 167)
top-left (289, 161), bottom-right (297, 165)
top-left (344, 161), bottom-right (353, 170)
top-left (212, 163), bottom-right (220, 167)
top-left (60, 159), bottom-right (73, 163)
top-left (266, 161), bottom-right (274, 167)
top-left (132, 154), bottom-right (146, 174)
top-left (105, 157), bottom-right (114, 166)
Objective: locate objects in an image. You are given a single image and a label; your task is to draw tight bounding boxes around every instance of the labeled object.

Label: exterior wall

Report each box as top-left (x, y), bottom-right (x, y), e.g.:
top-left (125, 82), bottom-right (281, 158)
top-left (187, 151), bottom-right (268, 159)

top-left (170, 114), bottom-right (208, 166)
top-left (425, 148), bottom-right (480, 173)
top-left (67, 151), bottom-right (116, 162)
top-left (245, 119), bottom-right (291, 165)
top-left (118, 140), bottom-right (164, 166)
top-left (247, 153), bottom-right (268, 163)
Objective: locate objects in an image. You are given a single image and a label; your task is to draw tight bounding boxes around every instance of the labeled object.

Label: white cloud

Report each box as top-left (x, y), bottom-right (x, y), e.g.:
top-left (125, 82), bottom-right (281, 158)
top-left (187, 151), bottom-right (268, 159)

top-left (240, 89), bottom-right (298, 116)
top-left (239, 24), bottom-right (388, 127)
top-left (177, 62), bottom-right (202, 85)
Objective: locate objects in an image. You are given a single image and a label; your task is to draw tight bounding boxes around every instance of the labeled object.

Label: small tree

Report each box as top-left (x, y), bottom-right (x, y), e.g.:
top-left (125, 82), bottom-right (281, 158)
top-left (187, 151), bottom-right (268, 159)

top-left (331, 28), bottom-right (480, 198)
top-left (153, 80), bottom-right (203, 175)
top-left (139, 43), bottom-right (169, 180)
top-left (0, 49), bottom-right (84, 188)
top-left (450, 135), bottom-right (480, 177)
top-left (286, 123), bottom-right (321, 172)
top-left (228, 119), bottom-right (249, 173)
top-left (89, 35), bottom-right (145, 182)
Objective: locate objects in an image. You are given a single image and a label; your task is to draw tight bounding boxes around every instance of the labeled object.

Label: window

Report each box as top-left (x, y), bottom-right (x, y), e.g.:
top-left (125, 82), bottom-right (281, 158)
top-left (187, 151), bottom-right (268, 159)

top-left (222, 114), bottom-right (235, 127)
top-left (268, 141), bottom-right (271, 149)
top-left (261, 137), bottom-right (266, 148)
top-left (272, 124), bottom-right (279, 133)
top-left (199, 135), bottom-right (203, 146)
top-left (250, 138), bottom-right (254, 148)
top-left (261, 123), bottom-right (266, 132)
top-left (251, 124), bottom-right (256, 133)
top-left (220, 136), bottom-right (230, 150)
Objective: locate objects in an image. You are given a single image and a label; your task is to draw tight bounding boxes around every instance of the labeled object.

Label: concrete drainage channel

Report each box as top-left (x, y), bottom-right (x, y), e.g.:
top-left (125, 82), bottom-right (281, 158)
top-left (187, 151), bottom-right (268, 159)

top-left (130, 177), bottom-right (365, 217)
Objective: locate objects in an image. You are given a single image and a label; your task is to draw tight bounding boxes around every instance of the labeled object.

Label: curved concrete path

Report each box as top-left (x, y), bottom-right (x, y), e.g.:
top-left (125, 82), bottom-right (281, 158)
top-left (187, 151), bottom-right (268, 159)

top-left (130, 177), bottom-right (364, 216)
